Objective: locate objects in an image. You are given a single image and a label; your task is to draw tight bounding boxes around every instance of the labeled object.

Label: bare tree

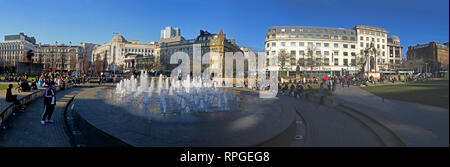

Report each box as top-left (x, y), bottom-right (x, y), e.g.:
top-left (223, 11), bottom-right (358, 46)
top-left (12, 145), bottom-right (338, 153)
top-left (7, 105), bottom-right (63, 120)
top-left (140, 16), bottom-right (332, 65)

top-left (305, 46), bottom-right (317, 78)
top-left (277, 49), bottom-right (291, 72)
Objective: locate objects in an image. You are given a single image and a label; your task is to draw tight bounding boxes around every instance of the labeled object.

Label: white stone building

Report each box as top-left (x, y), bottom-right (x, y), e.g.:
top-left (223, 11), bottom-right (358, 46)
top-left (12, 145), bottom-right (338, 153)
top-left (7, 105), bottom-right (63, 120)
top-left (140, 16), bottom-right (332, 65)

top-left (93, 34), bottom-right (158, 72)
top-left (0, 32), bottom-right (35, 69)
top-left (265, 25), bottom-right (402, 78)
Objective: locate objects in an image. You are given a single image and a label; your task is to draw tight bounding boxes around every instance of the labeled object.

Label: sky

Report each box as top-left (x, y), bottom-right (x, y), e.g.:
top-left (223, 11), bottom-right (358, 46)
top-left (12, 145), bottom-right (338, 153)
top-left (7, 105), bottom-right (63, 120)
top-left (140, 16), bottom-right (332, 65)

top-left (0, 0), bottom-right (448, 57)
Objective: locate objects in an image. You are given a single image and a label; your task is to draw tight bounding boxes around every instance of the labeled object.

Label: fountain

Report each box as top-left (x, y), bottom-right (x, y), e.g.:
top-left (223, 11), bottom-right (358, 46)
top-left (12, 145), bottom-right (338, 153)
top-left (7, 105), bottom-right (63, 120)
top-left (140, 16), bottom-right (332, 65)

top-left (71, 70), bottom-right (296, 147)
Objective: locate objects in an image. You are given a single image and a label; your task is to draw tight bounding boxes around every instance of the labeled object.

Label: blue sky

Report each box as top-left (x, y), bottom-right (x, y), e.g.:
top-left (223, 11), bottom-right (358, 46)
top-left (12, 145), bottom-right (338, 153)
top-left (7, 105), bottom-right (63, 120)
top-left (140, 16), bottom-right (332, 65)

top-left (0, 0), bottom-right (448, 57)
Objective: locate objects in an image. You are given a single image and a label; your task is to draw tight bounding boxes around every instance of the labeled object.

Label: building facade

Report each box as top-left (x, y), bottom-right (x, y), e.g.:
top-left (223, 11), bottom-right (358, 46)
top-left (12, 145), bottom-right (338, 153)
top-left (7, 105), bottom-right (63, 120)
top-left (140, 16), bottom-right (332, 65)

top-left (406, 42), bottom-right (449, 77)
top-left (158, 28), bottom-right (242, 76)
top-left (0, 32), bottom-right (36, 72)
top-left (33, 42), bottom-right (83, 73)
top-left (161, 26), bottom-right (181, 39)
top-left (92, 35), bottom-right (158, 73)
top-left (386, 35), bottom-right (403, 70)
top-left (265, 25), bottom-right (401, 78)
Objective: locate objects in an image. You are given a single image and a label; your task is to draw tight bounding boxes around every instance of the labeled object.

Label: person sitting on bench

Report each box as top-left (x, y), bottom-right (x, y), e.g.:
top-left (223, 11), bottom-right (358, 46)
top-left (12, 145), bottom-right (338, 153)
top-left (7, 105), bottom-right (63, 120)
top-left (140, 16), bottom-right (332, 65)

top-left (6, 84), bottom-right (25, 110)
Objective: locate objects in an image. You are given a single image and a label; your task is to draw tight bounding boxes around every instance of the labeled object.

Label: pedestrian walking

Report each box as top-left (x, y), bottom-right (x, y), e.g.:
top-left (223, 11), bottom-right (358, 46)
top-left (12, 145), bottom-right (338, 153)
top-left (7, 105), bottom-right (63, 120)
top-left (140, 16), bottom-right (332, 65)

top-left (41, 82), bottom-right (56, 125)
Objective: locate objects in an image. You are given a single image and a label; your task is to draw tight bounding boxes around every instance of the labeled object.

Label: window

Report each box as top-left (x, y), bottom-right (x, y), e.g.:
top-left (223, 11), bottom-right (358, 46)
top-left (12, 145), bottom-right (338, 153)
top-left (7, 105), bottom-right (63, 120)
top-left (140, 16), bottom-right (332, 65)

top-left (360, 42), bottom-right (364, 47)
top-left (377, 44), bottom-right (380, 48)
top-left (266, 43), bottom-right (270, 47)
top-left (333, 36), bottom-right (338, 40)
top-left (366, 37), bottom-right (369, 41)
top-left (372, 38), bottom-right (375, 41)
top-left (351, 45), bottom-right (356, 49)
top-left (343, 44), bottom-right (348, 48)
top-left (299, 28), bottom-right (304, 32)
top-left (315, 29), bottom-right (320, 33)
top-left (350, 37), bottom-right (356, 41)
top-left (316, 51), bottom-right (321, 55)
top-left (332, 30), bottom-right (337, 34)
top-left (324, 29), bottom-right (328, 33)
top-left (343, 31), bottom-right (347, 35)
top-left (360, 36), bottom-right (364, 40)
top-left (281, 29), bottom-right (285, 32)
top-left (290, 34), bottom-right (296, 38)
top-left (324, 51), bottom-right (330, 55)
top-left (307, 34), bottom-right (313, 38)
top-left (271, 34), bottom-right (276, 38)
top-left (299, 34), bottom-right (305, 38)
top-left (299, 50), bottom-right (305, 55)
top-left (334, 43), bottom-right (338, 48)
top-left (351, 52), bottom-right (356, 56)
top-left (281, 42), bottom-right (286, 46)
top-left (366, 43), bottom-right (369, 47)
top-left (281, 34), bottom-right (286, 38)
top-left (334, 51), bottom-right (339, 56)
top-left (342, 36), bottom-right (348, 40)
top-left (307, 42), bottom-right (313, 47)
top-left (291, 28), bottom-right (295, 32)
top-left (299, 42), bottom-right (304, 46)
top-left (383, 51), bottom-right (385, 56)
top-left (290, 42), bottom-right (296, 46)
top-left (272, 42), bottom-right (276, 47)
top-left (324, 58), bottom-right (330, 65)
top-left (382, 39), bottom-right (385, 43)
top-left (271, 29), bottom-right (276, 32)
top-left (324, 43), bottom-right (329, 47)
top-left (343, 59), bottom-right (348, 66)
top-left (351, 59), bottom-right (356, 66)
top-left (307, 29), bottom-right (313, 32)
top-left (323, 35), bottom-right (329, 39)
top-left (343, 52), bottom-right (348, 56)
top-left (334, 58), bottom-right (339, 65)
top-left (316, 43), bottom-right (321, 47)
top-left (290, 50), bottom-right (296, 55)
top-left (271, 50), bottom-right (276, 55)
top-left (291, 58), bottom-right (296, 65)
top-left (382, 45), bottom-right (385, 49)
top-left (315, 34), bottom-right (321, 38)
top-left (377, 38), bottom-right (380, 42)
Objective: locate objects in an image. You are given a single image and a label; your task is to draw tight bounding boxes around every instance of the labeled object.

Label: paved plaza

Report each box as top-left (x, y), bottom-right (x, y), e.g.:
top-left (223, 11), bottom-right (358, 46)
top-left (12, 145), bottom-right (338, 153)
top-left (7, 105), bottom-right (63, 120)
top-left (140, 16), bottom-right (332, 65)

top-left (0, 88), bottom-right (84, 147)
top-left (0, 84), bottom-right (448, 147)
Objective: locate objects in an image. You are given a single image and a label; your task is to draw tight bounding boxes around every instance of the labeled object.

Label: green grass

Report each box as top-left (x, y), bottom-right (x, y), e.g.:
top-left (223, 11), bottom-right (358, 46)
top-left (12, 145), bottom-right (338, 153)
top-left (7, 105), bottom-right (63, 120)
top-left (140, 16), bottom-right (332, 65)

top-left (0, 83), bottom-right (19, 90)
top-left (361, 79), bottom-right (449, 108)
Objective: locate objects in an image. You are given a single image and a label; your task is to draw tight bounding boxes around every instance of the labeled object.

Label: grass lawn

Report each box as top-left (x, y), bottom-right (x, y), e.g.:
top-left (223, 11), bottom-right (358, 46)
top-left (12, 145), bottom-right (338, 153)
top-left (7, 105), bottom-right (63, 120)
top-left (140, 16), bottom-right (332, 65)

top-left (0, 83), bottom-right (19, 90)
top-left (361, 79), bottom-right (449, 109)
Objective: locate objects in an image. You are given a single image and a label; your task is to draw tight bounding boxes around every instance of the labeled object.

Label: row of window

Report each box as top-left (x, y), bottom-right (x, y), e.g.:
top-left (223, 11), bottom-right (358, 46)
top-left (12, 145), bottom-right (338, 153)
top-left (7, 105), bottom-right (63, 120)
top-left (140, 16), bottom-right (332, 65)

top-left (268, 42), bottom-right (357, 49)
top-left (270, 50), bottom-right (357, 56)
top-left (360, 42), bottom-right (386, 49)
top-left (359, 36), bottom-right (385, 43)
top-left (271, 28), bottom-right (355, 35)
top-left (360, 30), bottom-right (385, 37)
top-left (0, 45), bottom-right (25, 50)
top-left (269, 49), bottom-right (388, 57)
top-left (269, 33), bottom-right (356, 41)
top-left (122, 48), bottom-right (154, 53)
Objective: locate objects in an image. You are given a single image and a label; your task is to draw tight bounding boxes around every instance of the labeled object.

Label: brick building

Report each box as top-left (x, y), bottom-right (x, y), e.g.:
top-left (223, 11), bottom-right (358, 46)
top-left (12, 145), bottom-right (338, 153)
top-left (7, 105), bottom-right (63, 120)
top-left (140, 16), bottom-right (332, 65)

top-left (406, 42), bottom-right (449, 77)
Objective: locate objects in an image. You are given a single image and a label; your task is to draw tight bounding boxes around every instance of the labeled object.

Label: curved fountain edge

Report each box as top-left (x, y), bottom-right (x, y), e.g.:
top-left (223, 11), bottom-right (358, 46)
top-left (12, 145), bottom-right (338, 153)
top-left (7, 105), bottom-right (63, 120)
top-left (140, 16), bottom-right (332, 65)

top-left (72, 87), bottom-right (296, 147)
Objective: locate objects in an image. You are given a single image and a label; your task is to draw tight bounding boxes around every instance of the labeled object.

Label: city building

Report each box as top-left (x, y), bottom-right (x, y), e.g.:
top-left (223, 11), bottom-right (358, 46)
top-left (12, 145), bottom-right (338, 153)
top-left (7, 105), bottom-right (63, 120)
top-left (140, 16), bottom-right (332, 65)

top-left (161, 26), bottom-right (181, 39)
top-left (92, 34), bottom-right (158, 73)
top-left (33, 42), bottom-right (83, 73)
top-left (406, 42), bottom-right (449, 77)
top-left (0, 32), bottom-right (36, 72)
top-left (386, 35), bottom-right (403, 70)
top-left (265, 25), bottom-right (401, 78)
top-left (159, 28), bottom-right (242, 76)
